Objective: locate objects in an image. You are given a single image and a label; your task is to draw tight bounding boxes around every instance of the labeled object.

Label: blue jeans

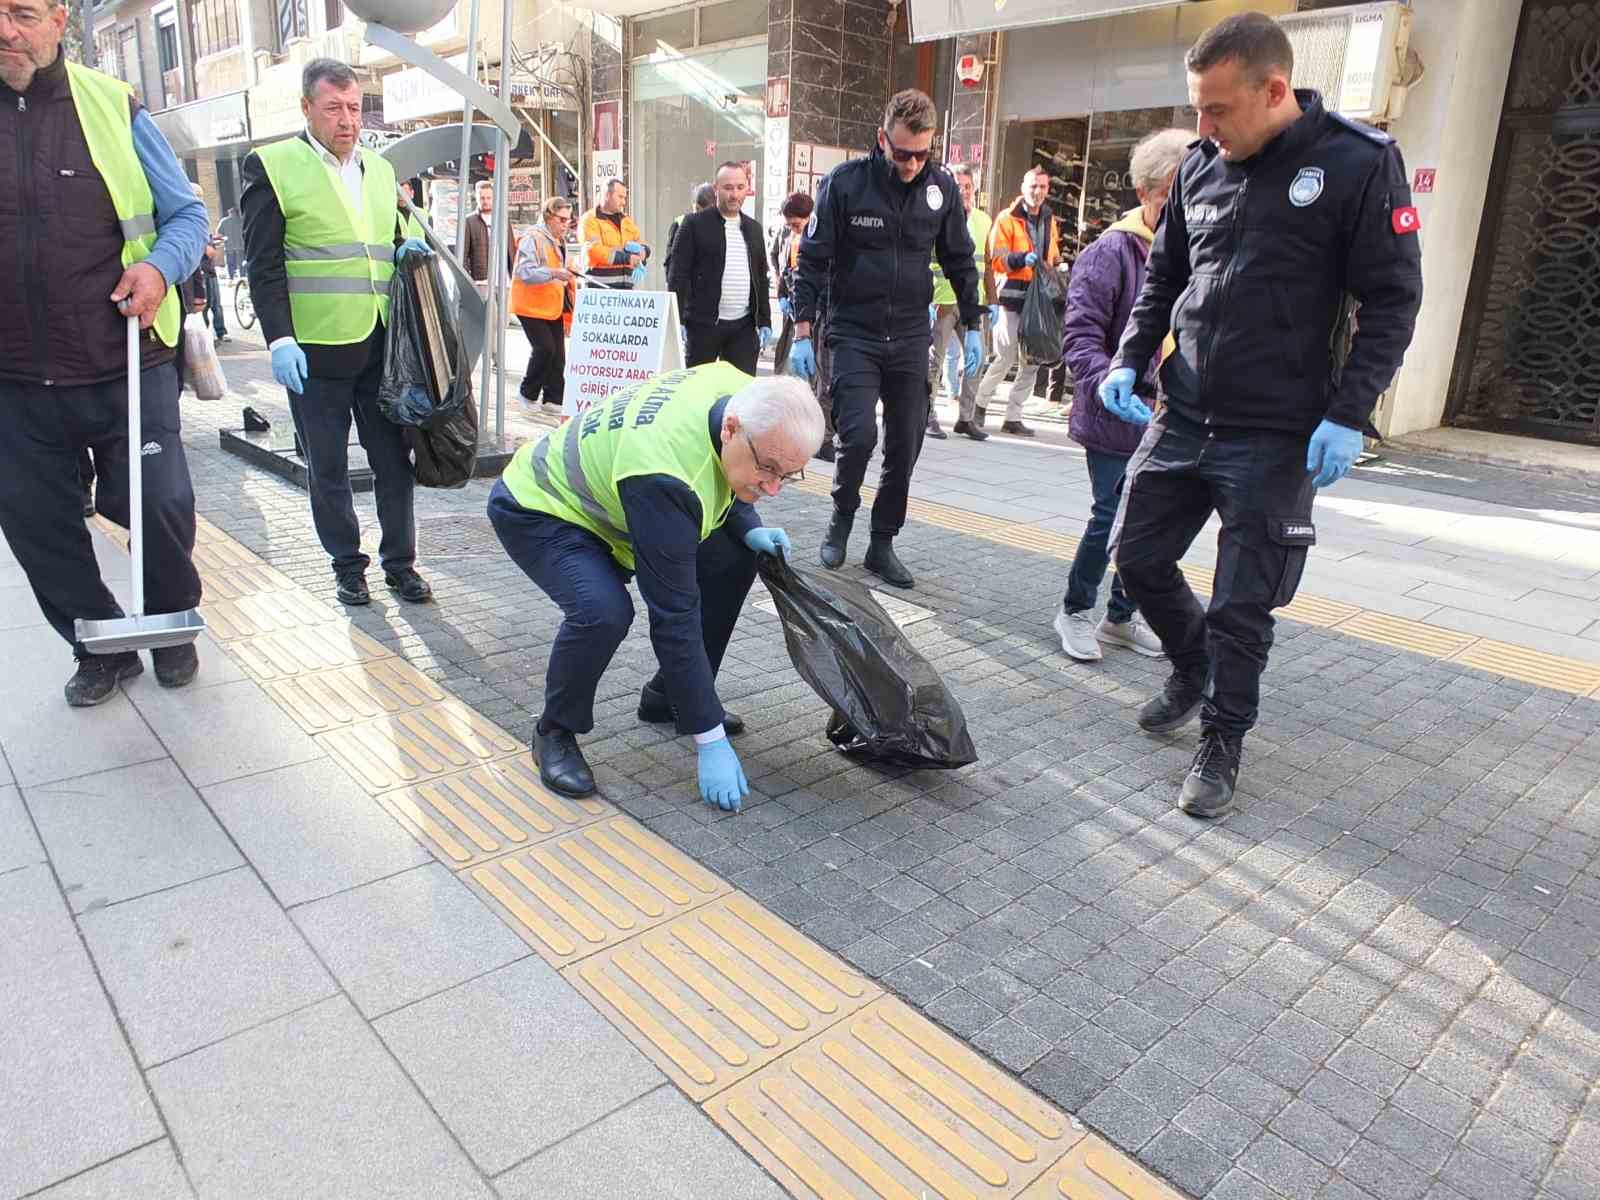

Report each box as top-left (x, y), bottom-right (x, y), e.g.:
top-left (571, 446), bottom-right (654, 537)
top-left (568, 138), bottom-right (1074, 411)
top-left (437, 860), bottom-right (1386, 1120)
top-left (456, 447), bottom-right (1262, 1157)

top-left (1064, 449), bottom-right (1136, 624)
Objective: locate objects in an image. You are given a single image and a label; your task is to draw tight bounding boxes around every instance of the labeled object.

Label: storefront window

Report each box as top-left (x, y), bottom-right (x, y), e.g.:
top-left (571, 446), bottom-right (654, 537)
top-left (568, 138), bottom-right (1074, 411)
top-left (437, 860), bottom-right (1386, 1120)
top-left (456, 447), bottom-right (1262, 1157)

top-left (634, 9), bottom-right (695, 57)
top-left (698, 0), bottom-right (764, 44)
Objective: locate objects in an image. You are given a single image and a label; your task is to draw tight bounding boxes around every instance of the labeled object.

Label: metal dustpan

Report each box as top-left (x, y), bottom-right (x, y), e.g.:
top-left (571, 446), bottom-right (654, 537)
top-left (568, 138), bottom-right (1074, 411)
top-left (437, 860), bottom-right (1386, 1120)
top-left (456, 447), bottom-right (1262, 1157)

top-left (75, 317), bottom-right (206, 654)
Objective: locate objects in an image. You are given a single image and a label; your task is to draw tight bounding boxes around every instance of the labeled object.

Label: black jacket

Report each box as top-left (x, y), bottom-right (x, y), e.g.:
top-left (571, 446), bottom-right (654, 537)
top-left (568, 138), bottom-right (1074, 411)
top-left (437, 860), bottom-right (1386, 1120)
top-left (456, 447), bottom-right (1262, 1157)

top-left (794, 149), bottom-right (983, 342)
top-left (240, 133), bottom-right (404, 379)
top-left (667, 207), bottom-right (771, 330)
top-left (1112, 91), bottom-right (1423, 434)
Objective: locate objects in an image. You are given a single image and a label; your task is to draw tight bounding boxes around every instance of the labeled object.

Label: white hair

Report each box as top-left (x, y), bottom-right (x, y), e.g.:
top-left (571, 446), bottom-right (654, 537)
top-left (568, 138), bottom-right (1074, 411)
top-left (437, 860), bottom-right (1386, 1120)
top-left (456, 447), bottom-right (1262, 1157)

top-left (1130, 129), bottom-right (1192, 194)
top-left (728, 375), bottom-right (825, 458)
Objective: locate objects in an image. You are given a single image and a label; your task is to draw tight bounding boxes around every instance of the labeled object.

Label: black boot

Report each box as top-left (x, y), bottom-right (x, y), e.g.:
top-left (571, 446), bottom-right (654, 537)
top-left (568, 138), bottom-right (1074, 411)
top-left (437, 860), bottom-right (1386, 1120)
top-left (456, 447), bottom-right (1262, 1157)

top-left (813, 439), bottom-right (836, 463)
top-left (638, 681), bottom-right (745, 736)
top-left (64, 652), bottom-right (143, 707)
top-left (972, 406), bottom-right (987, 429)
top-left (925, 418), bottom-right (948, 440)
top-left (820, 508), bottom-right (853, 569)
top-left (534, 720), bottom-right (596, 798)
top-left (1001, 420), bottom-right (1036, 438)
top-left (152, 643), bottom-right (199, 688)
top-left (952, 419), bottom-right (989, 442)
top-left (863, 534), bottom-right (913, 589)
top-left (1180, 730), bottom-right (1243, 818)
top-left (1138, 667), bottom-right (1207, 734)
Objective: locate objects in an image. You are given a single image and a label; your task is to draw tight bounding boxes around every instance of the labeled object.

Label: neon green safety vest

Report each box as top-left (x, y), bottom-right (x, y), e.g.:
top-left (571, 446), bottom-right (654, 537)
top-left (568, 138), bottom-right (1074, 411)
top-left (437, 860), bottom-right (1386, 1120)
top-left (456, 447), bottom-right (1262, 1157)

top-left (65, 63), bottom-right (180, 348)
top-left (404, 205), bottom-right (429, 240)
top-left (501, 363), bottom-right (748, 570)
top-left (256, 138), bottom-right (400, 345)
top-left (931, 206), bottom-right (992, 307)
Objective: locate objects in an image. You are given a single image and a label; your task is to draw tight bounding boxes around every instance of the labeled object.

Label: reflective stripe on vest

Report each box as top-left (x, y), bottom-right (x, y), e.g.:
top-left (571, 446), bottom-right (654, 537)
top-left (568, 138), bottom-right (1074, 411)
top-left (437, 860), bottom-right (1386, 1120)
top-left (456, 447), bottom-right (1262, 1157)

top-left (256, 139), bottom-right (400, 346)
top-left (64, 63), bottom-right (180, 349)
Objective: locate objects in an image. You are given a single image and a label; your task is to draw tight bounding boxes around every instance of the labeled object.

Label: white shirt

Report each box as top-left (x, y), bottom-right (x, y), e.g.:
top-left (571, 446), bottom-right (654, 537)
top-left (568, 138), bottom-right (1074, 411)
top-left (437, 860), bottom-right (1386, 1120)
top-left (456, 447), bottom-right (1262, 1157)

top-left (269, 131), bottom-right (366, 353)
top-left (718, 214), bottom-right (751, 322)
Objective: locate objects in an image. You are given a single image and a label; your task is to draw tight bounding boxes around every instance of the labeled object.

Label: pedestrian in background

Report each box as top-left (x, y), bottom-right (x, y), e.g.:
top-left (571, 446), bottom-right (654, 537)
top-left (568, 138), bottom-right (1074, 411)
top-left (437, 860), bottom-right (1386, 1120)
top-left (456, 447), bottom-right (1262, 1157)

top-left (582, 179), bottom-right (649, 289)
top-left (217, 205), bottom-right (242, 276)
top-left (511, 196), bottom-right (576, 409)
top-left (928, 162), bottom-right (995, 441)
top-left (668, 161), bottom-right (772, 374)
top-left (771, 192), bottom-right (837, 462)
top-left (192, 184), bottom-right (228, 343)
top-left (1055, 127), bottom-right (1190, 665)
top-left (663, 181), bottom-right (713, 282)
top-left (1104, 12), bottom-right (1422, 817)
top-left (462, 179), bottom-right (496, 291)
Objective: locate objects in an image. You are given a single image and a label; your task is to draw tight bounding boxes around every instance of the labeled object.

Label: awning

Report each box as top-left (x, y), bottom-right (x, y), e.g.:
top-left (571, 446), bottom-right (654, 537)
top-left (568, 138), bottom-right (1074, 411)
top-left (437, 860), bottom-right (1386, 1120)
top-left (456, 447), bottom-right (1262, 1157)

top-left (150, 91), bottom-right (250, 157)
top-left (907, 0), bottom-right (1184, 43)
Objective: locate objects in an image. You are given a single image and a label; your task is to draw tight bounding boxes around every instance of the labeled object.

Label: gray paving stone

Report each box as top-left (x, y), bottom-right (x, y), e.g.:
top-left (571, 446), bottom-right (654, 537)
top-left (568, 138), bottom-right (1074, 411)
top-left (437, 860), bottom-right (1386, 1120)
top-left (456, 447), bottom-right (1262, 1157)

top-left (0, 865), bottom-right (163, 1199)
top-left (31, 1141), bottom-right (192, 1200)
top-left (80, 867), bottom-right (334, 1065)
top-left (375, 956), bottom-right (662, 1173)
top-left (1138, 1126), bottom-right (1232, 1197)
top-left (125, 677), bottom-right (323, 788)
top-left (27, 760), bottom-right (243, 913)
top-left (0, 783), bottom-right (44, 872)
top-left (1081, 1085), bottom-right (1166, 1152)
top-left (150, 996), bottom-right (489, 1199)
top-left (1175, 1093), bottom-right (1262, 1160)
top-left (1239, 1132), bottom-right (1331, 1200)
top-left (1209, 1064), bottom-right (1293, 1126)
top-left (1270, 1100), bottom-right (1360, 1167)
top-left (972, 1016), bottom-right (1050, 1072)
top-left (493, 1084), bottom-right (787, 1198)
top-left (1337, 1138), bottom-right (1434, 1200)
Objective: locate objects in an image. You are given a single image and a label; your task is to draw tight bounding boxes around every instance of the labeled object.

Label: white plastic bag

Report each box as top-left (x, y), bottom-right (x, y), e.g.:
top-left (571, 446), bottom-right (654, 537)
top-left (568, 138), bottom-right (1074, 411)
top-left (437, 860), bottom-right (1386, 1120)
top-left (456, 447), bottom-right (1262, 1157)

top-left (184, 313), bottom-right (227, 400)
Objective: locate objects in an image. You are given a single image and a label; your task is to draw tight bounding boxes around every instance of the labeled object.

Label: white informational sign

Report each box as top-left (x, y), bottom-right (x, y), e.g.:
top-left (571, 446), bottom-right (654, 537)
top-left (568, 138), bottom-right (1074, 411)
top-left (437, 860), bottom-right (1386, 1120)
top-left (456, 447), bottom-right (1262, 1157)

top-left (563, 288), bottom-right (684, 416)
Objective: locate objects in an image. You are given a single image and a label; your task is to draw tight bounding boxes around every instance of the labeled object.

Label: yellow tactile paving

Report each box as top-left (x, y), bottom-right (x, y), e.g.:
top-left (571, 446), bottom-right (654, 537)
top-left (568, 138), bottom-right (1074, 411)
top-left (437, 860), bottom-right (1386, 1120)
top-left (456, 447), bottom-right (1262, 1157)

top-left (193, 515), bottom-right (232, 544)
top-left (92, 514), bottom-right (129, 548)
top-left (1334, 609), bottom-right (1479, 659)
top-left (190, 538), bottom-right (264, 571)
top-left (378, 754), bottom-right (612, 868)
top-left (223, 623), bottom-right (395, 682)
top-left (200, 562), bottom-right (299, 600)
top-left (568, 894), bottom-right (881, 1101)
top-left (1277, 592), bottom-right (1362, 627)
top-left (706, 995), bottom-right (1085, 1199)
top-left (317, 700), bottom-right (522, 793)
top-left (264, 658), bottom-right (449, 734)
top-left (1018, 1136), bottom-right (1181, 1200)
top-left (201, 590), bottom-right (339, 640)
top-left (470, 817), bottom-right (728, 967)
top-left (1452, 638), bottom-right (1600, 696)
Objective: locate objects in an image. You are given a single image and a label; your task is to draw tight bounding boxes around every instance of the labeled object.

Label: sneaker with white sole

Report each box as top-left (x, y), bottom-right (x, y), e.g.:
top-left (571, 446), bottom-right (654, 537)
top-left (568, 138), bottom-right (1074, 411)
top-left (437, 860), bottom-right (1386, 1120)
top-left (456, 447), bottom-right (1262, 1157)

top-left (1053, 609), bottom-right (1102, 661)
top-left (1097, 616), bottom-right (1166, 658)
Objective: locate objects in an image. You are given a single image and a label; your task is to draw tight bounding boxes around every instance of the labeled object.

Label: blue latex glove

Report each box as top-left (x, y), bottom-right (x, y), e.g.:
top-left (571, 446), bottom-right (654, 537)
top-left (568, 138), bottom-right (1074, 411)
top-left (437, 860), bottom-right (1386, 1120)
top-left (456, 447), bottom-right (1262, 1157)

top-left (271, 340), bottom-right (308, 394)
top-left (395, 237), bottom-right (429, 261)
top-left (758, 326), bottom-right (774, 350)
top-left (697, 736), bottom-right (748, 812)
top-left (789, 337), bottom-right (817, 380)
top-left (1306, 418), bottom-right (1363, 488)
top-left (1099, 367), bottom-right (1152, 425)
top-left (623, 240), bottom-right (645, 255)
top-left (779, 296), bottom-right (793, 319)
top-left (743, 527), bottom-right (792, 557)
top-left (630, 264), bottom-right (648, 287)
top-left (929, 304), bottom-right (938, 328)
top-left (1024, 251), bottom-right (1039, 267)
top-left (987, 305), bottom-right (999, 324)
top-left (963, 329), bottom-right (983, 378)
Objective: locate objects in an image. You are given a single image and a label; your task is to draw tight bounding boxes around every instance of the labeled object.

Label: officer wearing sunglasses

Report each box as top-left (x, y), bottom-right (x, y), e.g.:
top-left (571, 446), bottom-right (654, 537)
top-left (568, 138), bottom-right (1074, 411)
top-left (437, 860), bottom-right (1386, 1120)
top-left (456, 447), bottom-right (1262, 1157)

top-left (789, 89), bottom-right (985, 591)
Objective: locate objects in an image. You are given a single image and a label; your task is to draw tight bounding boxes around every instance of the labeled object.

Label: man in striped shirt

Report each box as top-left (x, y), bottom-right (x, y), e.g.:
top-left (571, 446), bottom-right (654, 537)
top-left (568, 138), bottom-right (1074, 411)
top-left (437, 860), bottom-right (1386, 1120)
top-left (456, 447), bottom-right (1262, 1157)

top-left (667, 161), bottom-right (773, 374)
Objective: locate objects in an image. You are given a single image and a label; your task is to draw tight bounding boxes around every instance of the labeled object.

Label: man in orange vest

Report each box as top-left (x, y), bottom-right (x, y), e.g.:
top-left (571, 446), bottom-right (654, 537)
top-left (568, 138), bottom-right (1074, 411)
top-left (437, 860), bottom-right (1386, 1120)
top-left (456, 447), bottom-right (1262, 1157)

top-left (511, 196), bottom-right (576, 407)
top-left (582, 180), bottom-right (649, 289)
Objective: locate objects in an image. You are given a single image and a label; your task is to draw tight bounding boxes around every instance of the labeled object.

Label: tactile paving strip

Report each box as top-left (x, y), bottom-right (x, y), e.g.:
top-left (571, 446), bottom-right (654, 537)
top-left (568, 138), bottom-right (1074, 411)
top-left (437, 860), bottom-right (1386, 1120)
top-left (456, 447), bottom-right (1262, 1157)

top-left (265, 658), bottom-right (449, 733)
top-left (202, 591), bottom-right (340, 640)
top-left (318, 700), bottom-right (522, 792)
top-left (1451, 637), bottom-right (1600, 696)
top-left (378, 754), bottom-right (611, 868)
top-left (706, 995), bottom-right (1085, 1199)
top-left (200, 563), bottom-right (299, 601)
top-left (190, 538), bottom-right (264, 571)
top-left (568, 894), bottom-right (880, 1101)
top-left (1335, 609), bottom-right (1479, 658)
top-left (224, 623), bottom-right (395, 682)
top-left (1277, 591), bottom-right (1361, 627)
top-left (469, 818), bottom-right (728, 968)
top-left (1017, 1136), bottom-right (1180, 1199)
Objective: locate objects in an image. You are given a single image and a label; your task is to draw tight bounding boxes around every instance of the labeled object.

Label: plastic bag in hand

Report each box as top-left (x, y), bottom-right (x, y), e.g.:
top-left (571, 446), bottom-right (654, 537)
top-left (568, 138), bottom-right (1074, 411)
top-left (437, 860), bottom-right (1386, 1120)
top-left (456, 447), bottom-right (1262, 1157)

top-left (379, 249), bottom-right (473, 428)
top-left (404, 397), bottom-right (478, 489)
top-left (183, 313), bottom-right (227, 400)
top-left (1019, 266), bottom-right (1065, 365)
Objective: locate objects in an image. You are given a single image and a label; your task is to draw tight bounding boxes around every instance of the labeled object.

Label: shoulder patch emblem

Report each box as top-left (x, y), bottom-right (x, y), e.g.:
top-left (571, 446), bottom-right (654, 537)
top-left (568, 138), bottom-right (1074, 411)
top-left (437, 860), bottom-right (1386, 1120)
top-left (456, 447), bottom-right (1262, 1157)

top-left (926, 183), bottom-right (944, 211)
top-left (805, 211), bottom-right (817, 238)
top-left (1289, 166), bottom-right (1325, 208)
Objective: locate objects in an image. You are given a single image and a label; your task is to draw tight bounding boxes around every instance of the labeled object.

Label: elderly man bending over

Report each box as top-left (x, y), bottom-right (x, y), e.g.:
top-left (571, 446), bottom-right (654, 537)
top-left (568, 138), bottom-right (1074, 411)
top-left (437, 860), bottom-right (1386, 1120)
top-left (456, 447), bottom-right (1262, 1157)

top-left (488, 366), bottom-right (824, 811)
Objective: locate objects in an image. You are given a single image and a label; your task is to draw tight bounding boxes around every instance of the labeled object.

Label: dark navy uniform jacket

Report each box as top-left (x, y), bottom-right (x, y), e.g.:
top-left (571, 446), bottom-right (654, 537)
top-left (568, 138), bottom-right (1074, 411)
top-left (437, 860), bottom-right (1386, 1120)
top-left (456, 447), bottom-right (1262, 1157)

top-left (1112, 90), bottom-right (1424, 434)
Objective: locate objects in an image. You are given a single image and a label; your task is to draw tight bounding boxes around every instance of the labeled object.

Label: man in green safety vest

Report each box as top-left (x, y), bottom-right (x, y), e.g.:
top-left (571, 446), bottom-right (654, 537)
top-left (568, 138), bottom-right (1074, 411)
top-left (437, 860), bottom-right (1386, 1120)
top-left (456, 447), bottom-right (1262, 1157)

top-left (928, 163), bottom-right (996, 441)
top-left (242, 58), bottom-right (431, 608)
top-left (0, 0), bottom-right (209, 706)
top-left (488, 366), bottom-right (824, 810)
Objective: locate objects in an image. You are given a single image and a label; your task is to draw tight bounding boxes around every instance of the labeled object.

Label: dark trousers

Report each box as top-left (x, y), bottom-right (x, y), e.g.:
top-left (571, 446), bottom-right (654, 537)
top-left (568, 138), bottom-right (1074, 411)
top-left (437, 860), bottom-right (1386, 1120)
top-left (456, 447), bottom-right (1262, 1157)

top-left (202, 270), bottom-right (227, 337)
top-left (0, 362), bottom-right (201, 657)
top-left (686, 316), bottom-right (758, 375)
top-left (224, 249), bottom-right (240, 277)
top-left (1065, 449), bottom-right (1136, 624)
top-left (286, 351), bottom-right (416, 578)
top-left (1035, 360), bottom-right (1066, 404)
top-left (1111, 410), bottom-right (1316, 738)
top-left (829, 335), bottom-right (931, 536)
top-left (517, 315), bottom-right (566, 406)
top-left (486, 481), bottom-right (757, 734)
top-left (775, 314), bottom-right (835, 441)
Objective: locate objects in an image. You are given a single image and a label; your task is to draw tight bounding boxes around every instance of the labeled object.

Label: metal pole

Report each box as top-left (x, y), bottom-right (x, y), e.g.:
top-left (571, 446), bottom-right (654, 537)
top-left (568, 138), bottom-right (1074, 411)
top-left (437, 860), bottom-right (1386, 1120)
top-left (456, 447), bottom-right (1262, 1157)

top-left (493, 0), bottom-right (513, 443)
top-left (455, 0), bottom-right (482, 263)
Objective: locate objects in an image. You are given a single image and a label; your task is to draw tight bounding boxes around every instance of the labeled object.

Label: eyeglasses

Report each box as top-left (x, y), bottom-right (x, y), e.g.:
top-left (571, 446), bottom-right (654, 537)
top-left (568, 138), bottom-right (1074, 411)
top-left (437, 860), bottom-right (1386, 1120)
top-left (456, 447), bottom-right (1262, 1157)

top-left (0, 6), bottom-right (46, 28)
top-left (882, 131), bottom-right (930, 164)
top-left (744, 432), bottom-right (805, 484)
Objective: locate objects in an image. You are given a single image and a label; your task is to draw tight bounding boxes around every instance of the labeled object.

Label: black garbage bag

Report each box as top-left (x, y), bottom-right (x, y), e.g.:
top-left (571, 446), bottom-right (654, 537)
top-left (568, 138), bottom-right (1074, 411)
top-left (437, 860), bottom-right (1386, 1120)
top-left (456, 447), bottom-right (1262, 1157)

top-left (379, 249), bottom-right (473, 428)
top-left (756, 554), bottom-right (977, 769)
top-left (404, 399), bottom-right (477, 489)
top-left (1019, 264), bottom-right (1065, 365)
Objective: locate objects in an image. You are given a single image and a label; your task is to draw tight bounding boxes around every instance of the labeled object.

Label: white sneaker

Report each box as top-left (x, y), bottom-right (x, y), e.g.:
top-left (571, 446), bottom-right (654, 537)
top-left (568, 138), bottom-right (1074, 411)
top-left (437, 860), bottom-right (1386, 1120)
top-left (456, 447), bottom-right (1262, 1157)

top-left (1054, 609), bottom-right (1102, 661)
top-left (1097, 616), bottom-right (1166, 658)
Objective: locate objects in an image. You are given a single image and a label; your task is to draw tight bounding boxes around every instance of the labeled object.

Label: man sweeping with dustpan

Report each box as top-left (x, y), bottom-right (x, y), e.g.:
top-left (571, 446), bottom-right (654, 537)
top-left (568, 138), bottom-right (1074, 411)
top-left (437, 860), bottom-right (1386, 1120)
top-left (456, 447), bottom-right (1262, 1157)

top-left (0, 0), bottom-right (208, 705)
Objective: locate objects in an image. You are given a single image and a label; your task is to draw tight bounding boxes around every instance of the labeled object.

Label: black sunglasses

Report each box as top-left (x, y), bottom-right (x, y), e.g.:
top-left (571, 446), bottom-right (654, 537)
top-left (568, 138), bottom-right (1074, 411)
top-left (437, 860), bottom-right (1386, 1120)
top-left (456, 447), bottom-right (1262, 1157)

top-left (881, 130), bottom-right (931, 164)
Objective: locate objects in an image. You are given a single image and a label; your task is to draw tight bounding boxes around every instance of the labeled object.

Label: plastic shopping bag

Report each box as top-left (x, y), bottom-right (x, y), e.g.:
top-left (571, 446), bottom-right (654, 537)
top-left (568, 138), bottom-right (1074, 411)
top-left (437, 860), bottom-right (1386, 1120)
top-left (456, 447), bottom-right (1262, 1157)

top-left (379, 249), bottom-right (473, 428)
top-left (404, 399), bottom-right (478, 489)
top-left (756, 553), bottom-right (977, 769)
top-left (183, 313), bottom-right (227, 400)
top-left (1019, 265), bottom-right (1065, 365)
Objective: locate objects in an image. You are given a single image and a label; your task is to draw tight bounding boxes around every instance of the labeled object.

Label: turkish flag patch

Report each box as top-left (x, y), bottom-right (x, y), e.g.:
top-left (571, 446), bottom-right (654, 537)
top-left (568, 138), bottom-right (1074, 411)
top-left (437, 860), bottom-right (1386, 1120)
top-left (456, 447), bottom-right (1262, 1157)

top-left (1392, 206), bottom-right (1420, 235)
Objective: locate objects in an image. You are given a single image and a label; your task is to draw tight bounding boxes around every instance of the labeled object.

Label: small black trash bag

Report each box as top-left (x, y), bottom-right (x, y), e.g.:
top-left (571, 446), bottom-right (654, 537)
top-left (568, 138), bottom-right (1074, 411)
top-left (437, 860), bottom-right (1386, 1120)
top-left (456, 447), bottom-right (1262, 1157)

top-left (379, 249), bottom-right (473, 428)
top-left (756, 554), bottom-right (977, 769)
top-left (1019, 264), bottom-right (1065, 365)
top-left (404, 399), bottom-right (477, 488)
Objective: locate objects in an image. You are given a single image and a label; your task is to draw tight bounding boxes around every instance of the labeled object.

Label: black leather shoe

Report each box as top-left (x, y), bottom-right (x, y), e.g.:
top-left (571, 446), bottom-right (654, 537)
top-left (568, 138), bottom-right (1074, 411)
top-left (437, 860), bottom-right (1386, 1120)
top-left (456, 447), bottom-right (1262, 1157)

top-left (64, 652), bottom-right (142, 707)
top-left (820, 508), bottom-right (853, 570)
top-left (152, 642), bottom-right (199, 689)
top-left (952, 419), bottom-right (989, 442)
top-left (1180, 731), bottom-right (1242, 818)
top-left (925, 421), bottom-right (948, 440)
top-left (1001, 421), bottom-right (1037, 438)
top-left (335, 574), bottom-right (370, 606)
top-left (1138, 668), bottom-right (1207, 734)
top-left (535, 725), bottom-right (596, 798)
top-left (813, 440), bottom-right (836, 463)
top-left (864, 537), bottom-right (913, 589)
top-left (385, 568), bottom-right (433, 603)
top-left (637, 684), bottom-right (746, 736)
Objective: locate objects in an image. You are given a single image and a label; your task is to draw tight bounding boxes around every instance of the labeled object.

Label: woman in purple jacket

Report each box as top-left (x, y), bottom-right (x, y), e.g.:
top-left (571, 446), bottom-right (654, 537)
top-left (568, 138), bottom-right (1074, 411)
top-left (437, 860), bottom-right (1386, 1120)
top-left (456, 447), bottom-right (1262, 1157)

top-left (1055, 128), bottom-right (1192, 663)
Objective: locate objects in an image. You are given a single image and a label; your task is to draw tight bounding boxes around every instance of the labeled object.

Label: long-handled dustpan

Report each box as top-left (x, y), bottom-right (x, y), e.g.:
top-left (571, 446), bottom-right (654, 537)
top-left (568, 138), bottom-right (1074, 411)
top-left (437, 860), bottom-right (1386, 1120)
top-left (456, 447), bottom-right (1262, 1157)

top-left (74, 317), bottom-right (206, 654)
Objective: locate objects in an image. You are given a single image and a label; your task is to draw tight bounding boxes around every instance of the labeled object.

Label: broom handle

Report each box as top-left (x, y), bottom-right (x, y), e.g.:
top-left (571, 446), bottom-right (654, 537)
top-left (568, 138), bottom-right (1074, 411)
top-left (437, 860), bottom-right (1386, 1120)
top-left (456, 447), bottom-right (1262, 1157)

top-left (127, 316), bottom-right (144, 618)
